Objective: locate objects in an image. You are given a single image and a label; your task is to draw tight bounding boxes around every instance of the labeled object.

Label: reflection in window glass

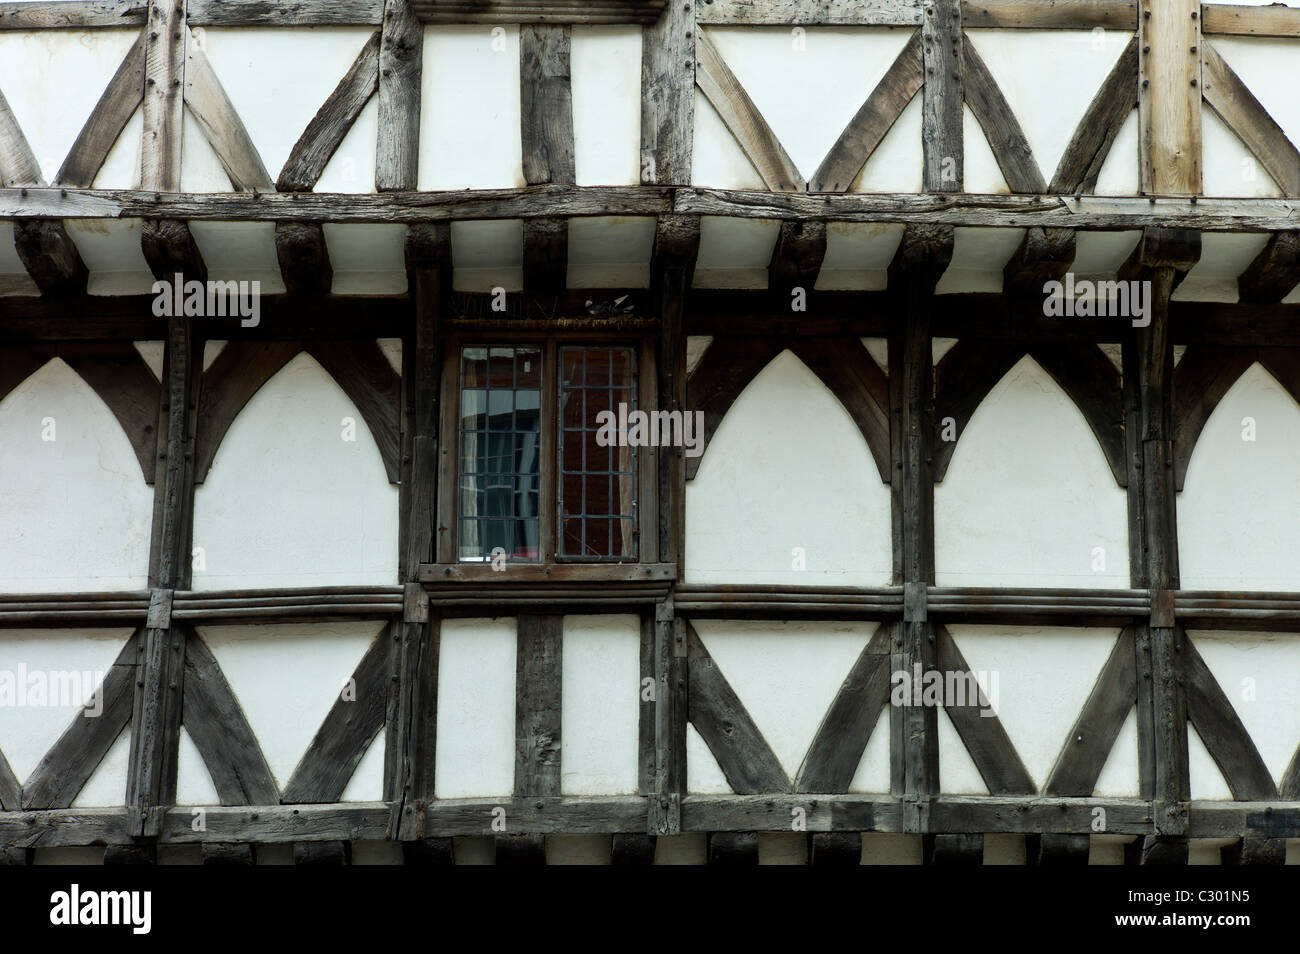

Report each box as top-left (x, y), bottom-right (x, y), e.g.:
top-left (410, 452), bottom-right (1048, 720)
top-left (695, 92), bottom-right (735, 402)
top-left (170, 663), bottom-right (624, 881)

top-left (459, 346), bottom-right (541, 562)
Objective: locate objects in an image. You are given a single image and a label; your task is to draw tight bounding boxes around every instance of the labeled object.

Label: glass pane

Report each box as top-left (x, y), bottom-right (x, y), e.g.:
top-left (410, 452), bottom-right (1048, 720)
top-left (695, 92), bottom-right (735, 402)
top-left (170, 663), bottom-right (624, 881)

top-left (515, 348), bottom-right (541, 388)
top-left (459, 345), bottom-right (541, 563)
top-left (558, 346), bottom-right (638, 560)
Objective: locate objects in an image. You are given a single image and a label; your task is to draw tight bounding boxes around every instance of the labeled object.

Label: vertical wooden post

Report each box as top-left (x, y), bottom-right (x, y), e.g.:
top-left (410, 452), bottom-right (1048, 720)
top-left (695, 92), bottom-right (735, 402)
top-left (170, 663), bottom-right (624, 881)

top-left (921, 0), bottom-right (963, 192)
top-left (888, 226), bottom-right (951, 839)
top-left (504, 614), bottom-right (562, 864)
top-left (520, 24), bottom-right (574, 292)
top-left (377, 0), bottom-right (422, 192)
top-left (1138, 0), bottom-right (1202, 195)
top-left (393, 224), bottom-right (447, 860)
top-left (1122, 228), bottom-right (1200, 863)
top-left (641, 0), bottom-right (695, 186)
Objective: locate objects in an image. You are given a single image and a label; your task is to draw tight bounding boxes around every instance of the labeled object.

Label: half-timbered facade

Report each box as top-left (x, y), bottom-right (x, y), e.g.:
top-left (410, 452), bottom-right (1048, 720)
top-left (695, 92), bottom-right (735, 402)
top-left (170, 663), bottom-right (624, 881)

top-left (1, 0), bottom-right (1299, 866)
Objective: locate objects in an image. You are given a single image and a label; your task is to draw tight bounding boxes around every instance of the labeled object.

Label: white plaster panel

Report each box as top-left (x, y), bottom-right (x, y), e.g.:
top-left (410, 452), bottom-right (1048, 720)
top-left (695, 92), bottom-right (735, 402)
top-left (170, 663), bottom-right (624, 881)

top-left (1189, 631), bottom-right (1300, 790)
top-left (1202, 105), bottom-right (1283, 198)
top-left (1095, 707), bottom-right (1140, 798)
top-left (854, 93), bottom-right (923, 193)
top-left (965, 30), bottom-right (1134, 184)
top-left (685, 350), bottom-right (893, 586)
top-left (323, 223), bottom-right (408, 295)
top-left (1174, 233), bottom-right (1272, 302)
top-left (561, 615), bottom-right (640, 795)
top-left (64, 219), bottom-right (156, 296)
top-left (0, 628), bottom-right (131, 784)
top-left (435, 618), bottom-right (516, 798)
top-left (0, 359), bottom-right (152, 592)
top-left (420, 26), bottom-right (524, 189)
top-left (686, 336), bottom-right (712, 377)
top-left (697, 27), bottom-right (913, 184)
top-left (935, 227), bottom-right (1025, 295)
top-left (692, 91), bottom-right (766, 191)
top-left (192, 27), bottom-right (378, 183)
top-left (72, 725), bottom-right (128, 807)
top-left (847, 707), bottom-right (891, 793)
top-left (938, 704), bottom-right (989, 794)
top-left (188, 221), bottom-right (286, 292)
top-left (451, 219), bottom-right (523, 291)
top-left (180, 109), bottom-right (234, 193)
top-left (1093, 109), bottom-right (1140, 195)
top-left (93, 105), bottom-right (143, 190)
top-left (198, 621), bottom-right (383, 790)
top-left (316, 95), bottom-right (379, 194)
top-left (1179, 363), bottom-right (1300, 591)
top-left (693, 216), bottom-right (780, 288)
top-left (817, 222), bottom-right (904, 290)
top-left (935, 355), bottom-right (1131, 588)
top-left (571, 26), bottom-right (641, 186)
top-left (0, 29), bottom-right (139, 183)
top-left (547, 834), bottom-right (611, 865)
top-left (693, 621), bottom-right (874, 778)
top-left (1213, 38), bottom-right (1300, 170)
top-left (176, 726), bottom-right (221, 806)
top-left (0, 222), bottom-right (39, 296)
top-left (1071, 230), bottom-right (1142, 279)
top-left (133, 341), bottom-right (164, 381)
top-left (191, 352), bottom-right (399, 590)
top-left (686, 721), bottom-right (731, 793)
top-left (962, 104), bottom-right (1010, 194)
top-left (567, 216), bottom-right (655, 288)
top-left (946, 626), bottom-right (1124, 790)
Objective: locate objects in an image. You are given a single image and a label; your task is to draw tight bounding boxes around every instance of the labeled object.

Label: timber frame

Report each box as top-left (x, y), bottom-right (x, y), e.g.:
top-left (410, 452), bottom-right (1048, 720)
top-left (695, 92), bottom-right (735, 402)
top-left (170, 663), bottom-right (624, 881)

top-left (2, 0), bottom-right (1300, 866)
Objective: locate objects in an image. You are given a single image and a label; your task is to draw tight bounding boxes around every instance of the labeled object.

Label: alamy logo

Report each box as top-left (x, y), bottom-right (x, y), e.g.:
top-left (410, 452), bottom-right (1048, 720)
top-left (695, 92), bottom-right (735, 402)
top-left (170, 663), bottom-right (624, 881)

top-left (152, 273), bottom-right (261, 327)
top-left (0, 667), bottom-right (104, 716)
top-left (595, 404), bottom-right (705, 458)
top-left (890, 664), bottom-right (1000, 718)
top-left (50, 885), bottom-right (151, 934)
top-left (1042, 274), bottom-right (1151, 327)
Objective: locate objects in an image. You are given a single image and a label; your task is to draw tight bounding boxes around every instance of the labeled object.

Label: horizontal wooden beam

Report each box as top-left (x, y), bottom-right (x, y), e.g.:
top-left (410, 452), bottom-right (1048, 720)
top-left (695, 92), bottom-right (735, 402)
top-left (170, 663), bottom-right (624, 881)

top-left (410, 0), bottom-right (664, 24)
top-left (3, 186), bottom-right (1300, 231)
top-left (963, 0), bottom-right (1137, 29)
top-left (0, 2), bottom-right (147, 29)
top-left (1201, 2), bottom-right (1300, 37)
top-left (698, 0), bottom-right (923, 26)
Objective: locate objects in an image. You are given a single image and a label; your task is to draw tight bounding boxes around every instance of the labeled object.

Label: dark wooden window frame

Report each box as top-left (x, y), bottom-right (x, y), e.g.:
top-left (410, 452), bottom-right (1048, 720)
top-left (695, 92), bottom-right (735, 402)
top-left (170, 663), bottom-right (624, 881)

top-left (434, 328), bottom-right (660, 571)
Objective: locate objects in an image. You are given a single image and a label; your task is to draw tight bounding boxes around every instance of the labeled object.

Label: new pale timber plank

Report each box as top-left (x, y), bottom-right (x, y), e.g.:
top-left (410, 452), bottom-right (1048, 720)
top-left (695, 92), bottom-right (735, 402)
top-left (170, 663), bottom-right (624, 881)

top-left (1201, 42), bottom-right (1300, 197)
top-left (694, 27), bottom-right (804, 192)
top-left (1201, 2), bottom-right (1300, 37)
top-left (1138, 0), bottom-right (1201, 195)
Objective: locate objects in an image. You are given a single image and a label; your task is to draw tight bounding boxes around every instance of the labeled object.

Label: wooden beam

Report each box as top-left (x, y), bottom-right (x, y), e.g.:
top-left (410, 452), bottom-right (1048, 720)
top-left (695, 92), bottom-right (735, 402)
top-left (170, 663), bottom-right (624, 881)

top-left (651, 601), bottom-right (686, 835)
top-left (190, 0), bottom-right (383, 26)
top-left (687, 623), bottom-right (788, 793)
top-left (515, 615), bottom-right (563, 797)
top-left (56, 27), bottom-right (148, 188)
top-left (21, 634), bottom-right (137, 809)
top-left (684, 334), bottom-right (785, 480)
top-left (795, 625), bottom-right (892, 793)
top-left (963, 0), bottom-right (1137, 29)
top-left (181, 632), bottom-right (279, 805)
top-left (1138, 0), bottom-right (1201, 195)
top-left (412, 0), bottom-right (665, 23)
top-left (194, 341), bottom-right (301, 483)
top-left (201, 843), bottom-right (255, 865)
top-left (768, 220), bottom-right (827, 294)
top-left (496, 834), bottom-right (546, 864)
top-left (1238, 231), bottom-right (1300, 304)
top-left (141, 217), bottom-right (206, 282)
top-left (283, 630), bottom-right (390, 803)
top-left (922, 0), bottom-right (963, 192)
top-left (1003, 227), bottom-right (1075, 296)
top-left (274, 221), bottom-right (333, 296)
top-left (1050, 35), bottom-right (1139, 194)
top-left (708, 831), bottom-right (760, 864)
top-left (1202, 2), bottom-right (1300, 38)
top-left (294, 841), bottom-right (350, 864)
top-left (307, 339), bottom-right (402, 484)
top-left (788, 336), bottom-right (892, 483)
top-left (1044, 628), bottom-right (1137, 795)
top-left (810, 29), bottom-right (924, 193)
top-left (522, 216), bottom-right (568, 292)
top-left (695, 27), bottom-right (804, 192)
top-left (1202, 42), bottom-right (1300, 197)
top-left (377, 0), bottom-right (423, 192)
top-left (0, 2), bottom-right (148, 29)
top-left (652, 213), bottom-right (697, 559)
top-left (612, 832), bottom-right (656, 864)
top-left (1184, 634), bottom-right (1277, 800)
top-left (390, 224), bottom-right (446, 840)
top-left (962, 33), bottom-right (1045, 193)
top-left (13, 220), bottom-right (89, 296)
top-left (1171, 345), bottom-right (1256, 491)
top-left (184, 31), bottom-right (274, 192)
top-left (1220, 837), bottom-right (1286, 865)
top-left (700, 0), bottom-right (923, 25)
top-left (0, 748), bottom-right (19, 811)
top-left (1028, 832), bottom-right (1090, 864)
top-left (60, 342), bottom-right (163, 484)
top-left (278, 30), bottom-right (381, 192)
top-left (640, 0), bottom-right (693, 185)
top-left (141, 0), bottom-right (184, 192)
top-left (811, 832), bottom-right (861, 864)
top-left (520, 24), bottom-right (574, 187)
top-left (926, 832), bottom-right (983, 864)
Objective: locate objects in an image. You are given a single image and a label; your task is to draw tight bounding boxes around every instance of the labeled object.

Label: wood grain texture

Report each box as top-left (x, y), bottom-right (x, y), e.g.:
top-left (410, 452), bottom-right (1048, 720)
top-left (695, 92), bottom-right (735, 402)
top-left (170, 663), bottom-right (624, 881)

top-left (684, 333), bottom-right (785, 480)
top-left (788, 335), bottom-right (892, 484)
top-left (141, 218), bottom-right (206, 282)
top-left (0, 86), bottom-right (42, 186)
top-left (694, 27), bottom-right (804, 192)
top-left (22, 633), bottom-right (137, 810)
top-left (282, 629), bottom-right (389, 803)
top-left (922, 0), bottom-right (963, 192)
top-left (1138, 0), bottom-right (1201, 195)
top-left (0, 748), bottom-right (20, 811)
top-left (195, 340), bottom-right (301, 482)
top-left (810, 29), bottom-right (923, 192)
top-left (640, 0), bottom-right (694, 184)
top-left (700, 0), bottom-right (922, 25)
top-left (963, 0), bottom-right (1137, 29)
top-left (795, 625), bottom-right (892, 793)
top-left (962, 32), bottom-right (1045, 193)
top-left (60, 341), bottom-right (161, 484)
top-left (520, 25), bottom-right (574, 186)
top-left (55, 26), bottom-right (147, 188)
top-left (687, 623), bottom-right (788, 794)
top-left (515, 615), bottom-right (563, 796)
top-left (1184, 634), bottom-right (1277, 801)
top-left (307, 338), bottom-right (403, 484)
top-left (1202, 42), bottom-right (1300, 197)
top-left (1050, 34), bottom-right (1138, 194)
top-left (412, 0), bottom-right (664, 23)
top-left (1237, 231), bottom-right (1300, 304)
top-left (1202, 2), bottom-right (1300, 37)
top-left (1171, 345), bottom-right (1256, 491)
top-left (182, 632), bottom-right (279, 806)
top-left (1003, 226), bottom-right (1075, 296)
top-left (1044, 627), bottom-right (1137, 795)
top-left (184, 32), bottom-right (275, 192)
top-left (278, 30), bottom-right (381, 192)
top-left (141, 0), bottom-right (184, 193)
top-left (190, 0), bottom-right (383, 25)
top-left (522, 216), bottom-right (568, 291)
top-left (13, 220), bottom-right (88, 297)
top-left (274, 221), bottom-right (333, 295)
top-left (768, 219), bottom-right (826, 292)
top-left (377, 0), bottom-right (423, 192)
top-left (0, 2), bottom-right (149, 29)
